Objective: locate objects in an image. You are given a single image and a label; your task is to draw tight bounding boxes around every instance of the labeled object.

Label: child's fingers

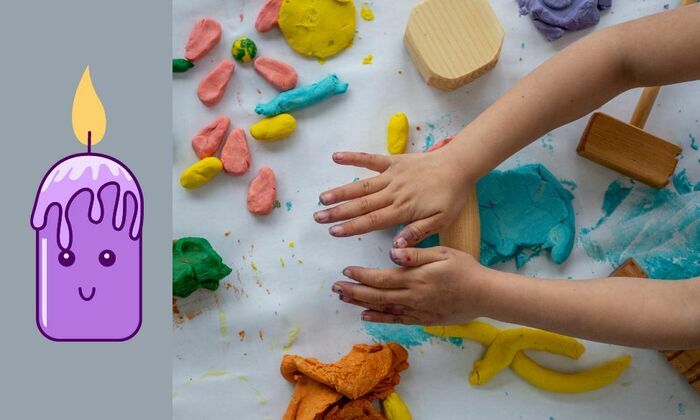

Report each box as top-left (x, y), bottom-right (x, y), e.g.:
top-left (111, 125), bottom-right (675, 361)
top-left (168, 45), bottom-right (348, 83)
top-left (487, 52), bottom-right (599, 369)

top-left (341, 297), bottom-right (409, 316)
top-left (361, 310), bottom-right (422, 325)
top-left (341, 266), bottom-right (407, 289)
top-left (393, 214), bottom-right (442, 248)
top-left (319, 176), bottom-right (388, 206)
top-left (313, 193), bottom-right (391, 224)
top-left (328, 207), bottom-right (396, 237)
top-left (389, 246), bottom-right (449, 267)
top-left (332, 281), bottom-right (411, 306)
top-left (332, 151), bottom-right (392, 172)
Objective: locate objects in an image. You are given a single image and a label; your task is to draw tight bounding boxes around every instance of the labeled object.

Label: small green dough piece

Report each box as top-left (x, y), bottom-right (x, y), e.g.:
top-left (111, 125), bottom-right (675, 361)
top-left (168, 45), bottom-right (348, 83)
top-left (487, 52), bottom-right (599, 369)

top-left (231, 37), bottom-right (257, 63)
top-left (173, 237), bottom-right (232, 298)
top-left (173, 58), bottom-right (195, 73)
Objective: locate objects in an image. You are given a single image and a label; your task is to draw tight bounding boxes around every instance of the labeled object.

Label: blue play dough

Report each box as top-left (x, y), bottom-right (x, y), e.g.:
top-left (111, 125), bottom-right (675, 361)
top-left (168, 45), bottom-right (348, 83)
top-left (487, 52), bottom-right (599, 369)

top-left (363, 322), bottom-right (463, 348)
top-left (254, 74), bottom-right (349, 116)
top-left (477, 164), bottom-right (576, 268)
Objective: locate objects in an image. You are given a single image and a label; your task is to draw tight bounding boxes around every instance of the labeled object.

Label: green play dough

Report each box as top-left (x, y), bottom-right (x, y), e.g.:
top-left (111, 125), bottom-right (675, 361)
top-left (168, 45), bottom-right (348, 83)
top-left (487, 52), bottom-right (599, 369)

top-left (173, 237), bottom-right (232, 298)
top-left (477, 164), bottom-right (575, 268)
top-left (172, 58), bottom-right (194, 73)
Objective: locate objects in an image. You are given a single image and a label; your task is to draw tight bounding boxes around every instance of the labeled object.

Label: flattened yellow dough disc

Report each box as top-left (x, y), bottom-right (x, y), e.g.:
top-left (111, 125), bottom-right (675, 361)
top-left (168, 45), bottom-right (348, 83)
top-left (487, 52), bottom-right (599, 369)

top-left (279, 0), bottom-right (357, 59)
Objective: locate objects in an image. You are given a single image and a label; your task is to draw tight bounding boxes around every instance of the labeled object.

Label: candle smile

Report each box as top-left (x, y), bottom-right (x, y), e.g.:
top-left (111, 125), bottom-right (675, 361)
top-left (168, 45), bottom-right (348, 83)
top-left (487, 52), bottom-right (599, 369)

top-left (78, 286), bottom-right (96, 302)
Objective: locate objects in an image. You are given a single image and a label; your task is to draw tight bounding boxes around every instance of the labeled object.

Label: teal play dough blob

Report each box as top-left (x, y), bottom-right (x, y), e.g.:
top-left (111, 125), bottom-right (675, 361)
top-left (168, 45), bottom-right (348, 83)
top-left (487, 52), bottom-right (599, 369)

top-left (581, 184), bottom-right (700, 280)
top-left (363, 323), bottom-right (463, 348)
top-left (476, 164), bottom-right (575, 268)
top-left (255, 74), bottom-right (348, 116)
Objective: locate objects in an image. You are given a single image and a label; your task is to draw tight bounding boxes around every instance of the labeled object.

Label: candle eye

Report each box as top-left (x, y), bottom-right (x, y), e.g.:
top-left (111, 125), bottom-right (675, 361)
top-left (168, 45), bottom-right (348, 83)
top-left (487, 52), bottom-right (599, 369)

top-left (58, 250), bottom-right (75, 267)
top-left (99, 250), bottom-right (116, 267)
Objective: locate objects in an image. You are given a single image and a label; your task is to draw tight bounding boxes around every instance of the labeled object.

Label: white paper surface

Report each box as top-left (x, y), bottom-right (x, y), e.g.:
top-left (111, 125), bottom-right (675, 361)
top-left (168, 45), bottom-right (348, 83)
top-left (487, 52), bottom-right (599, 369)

top-left (172, 1), bottom-right (700, 418)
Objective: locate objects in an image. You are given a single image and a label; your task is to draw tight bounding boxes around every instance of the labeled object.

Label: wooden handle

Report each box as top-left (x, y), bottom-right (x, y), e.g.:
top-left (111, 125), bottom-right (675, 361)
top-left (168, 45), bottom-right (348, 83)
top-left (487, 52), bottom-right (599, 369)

top-left (629, 86), bottom-right (660, 129)
top-left (439, 187), bottom-right (481, 259)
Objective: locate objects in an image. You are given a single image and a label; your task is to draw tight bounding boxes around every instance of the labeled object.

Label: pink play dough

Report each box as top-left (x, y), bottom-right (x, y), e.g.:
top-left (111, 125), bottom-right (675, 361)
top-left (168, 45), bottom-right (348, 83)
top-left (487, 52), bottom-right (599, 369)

top-left (254, 56), bottom-right (298, 91)
top-left (427, 136), bottom-right (454, 152)
top-left (247, 167), bottom-right (277, 215)
top-left (191, 116), bottom-right (230, 159)
top-left (197, 60), bottom-right (235, 107)
top-left (221, 128), bottom-right (251, 175)
top-left (255, 0), bottom-right (282, 32)
top-left (185, 18), bottom-right (222, 62)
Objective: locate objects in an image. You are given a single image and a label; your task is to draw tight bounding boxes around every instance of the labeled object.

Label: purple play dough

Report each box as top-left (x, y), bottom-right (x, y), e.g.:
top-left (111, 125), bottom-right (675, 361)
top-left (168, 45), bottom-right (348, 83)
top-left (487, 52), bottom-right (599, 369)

top-left (518, 0), bottom-right (612, 41)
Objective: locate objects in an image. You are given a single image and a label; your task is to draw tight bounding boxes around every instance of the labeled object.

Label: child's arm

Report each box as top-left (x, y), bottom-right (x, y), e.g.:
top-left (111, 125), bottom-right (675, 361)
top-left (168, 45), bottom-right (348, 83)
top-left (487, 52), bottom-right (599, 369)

top-left (315, 6), bottom-right (700, 247)
top-left (333, 247), bottom-right (700, 350)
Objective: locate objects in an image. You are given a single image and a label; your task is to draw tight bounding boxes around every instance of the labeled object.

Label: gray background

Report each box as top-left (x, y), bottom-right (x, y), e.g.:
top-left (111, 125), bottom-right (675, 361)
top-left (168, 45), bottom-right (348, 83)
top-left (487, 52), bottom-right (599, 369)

top-left (0, 1), bottom-right (171, 418)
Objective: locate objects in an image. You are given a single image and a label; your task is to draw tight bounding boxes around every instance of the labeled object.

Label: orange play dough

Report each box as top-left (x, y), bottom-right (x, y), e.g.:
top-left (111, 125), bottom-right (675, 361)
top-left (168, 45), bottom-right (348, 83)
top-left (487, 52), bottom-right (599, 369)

top-left (324, 398), bottom-right (385, 419)
top-left (185, 18), bottom-right (221, 61)
top-left (197, 60), bottom-right (235, 107)
top-left (255, 0), bottom-right (283, 32)
top-left (254, 56), bottom-right (298, 91)
top-left (247, 167), bottom-right (277, 215)
top-left (221, 128), bottom-right (251, 175)
top-left (191, 116), bottom-right (230, 159)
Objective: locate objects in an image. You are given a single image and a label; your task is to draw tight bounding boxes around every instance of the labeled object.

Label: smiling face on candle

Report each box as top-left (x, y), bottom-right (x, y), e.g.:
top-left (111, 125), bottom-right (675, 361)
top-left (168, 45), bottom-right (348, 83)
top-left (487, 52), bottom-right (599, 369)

top-left (32, 155), bottom-right (143, 341)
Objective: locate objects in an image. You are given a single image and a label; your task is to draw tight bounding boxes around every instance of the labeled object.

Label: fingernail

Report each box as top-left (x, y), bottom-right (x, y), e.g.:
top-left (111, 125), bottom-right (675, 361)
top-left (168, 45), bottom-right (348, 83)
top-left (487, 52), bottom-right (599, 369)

top-left (333, 152), bottom-right (343, 161)
top-left (393, 237), bottom-right (407, 248)
top-left (390, 248), bottom-right (403, 262)
top-left (319, 194), bottom-right (333, 205)
top-left (314, 211), bottom-right (329, 222)
top-left (342, 268), bottom-right (351, 277)
top-left (361, 313), bottom-right (370, 321)
top-left (329, 225), bottom-right (344, 236)
top-left (332, 284), bottom-right (341, 294)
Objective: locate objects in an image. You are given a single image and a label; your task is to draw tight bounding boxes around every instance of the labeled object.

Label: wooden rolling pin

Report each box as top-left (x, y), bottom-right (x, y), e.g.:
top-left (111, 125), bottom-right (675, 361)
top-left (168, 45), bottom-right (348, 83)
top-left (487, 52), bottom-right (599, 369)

top-left (439, 188), bottom-right (481, 259)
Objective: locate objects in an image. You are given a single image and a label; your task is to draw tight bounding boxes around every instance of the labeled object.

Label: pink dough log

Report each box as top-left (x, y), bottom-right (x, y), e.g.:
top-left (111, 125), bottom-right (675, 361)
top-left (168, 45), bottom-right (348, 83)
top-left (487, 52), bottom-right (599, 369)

top-left (185, 18), bottom-right (222, 62)
top-left (221, 128), bottom-right (251, 175)
top-left (427, 136), bottom-right (454, 152)
top-left (255, 0), bottom-right (282, 32)
top-left (197, 60), bottom-right (235, 107)
top-left (192, 116), bottom-right (230, 159)
top-left (254, 57), bottom-right (298, 91)
top-left (247, 167), bottom-right (277, 215)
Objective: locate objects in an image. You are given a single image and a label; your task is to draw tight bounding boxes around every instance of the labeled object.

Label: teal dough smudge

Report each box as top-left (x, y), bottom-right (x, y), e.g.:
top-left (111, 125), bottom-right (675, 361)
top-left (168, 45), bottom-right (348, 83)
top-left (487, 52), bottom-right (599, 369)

top-left (477, 164), bottom-right (576, 268)
top-left (254, 74), bottom-right (348, 116)
top-left (363, 323), bottom-right (463, 348)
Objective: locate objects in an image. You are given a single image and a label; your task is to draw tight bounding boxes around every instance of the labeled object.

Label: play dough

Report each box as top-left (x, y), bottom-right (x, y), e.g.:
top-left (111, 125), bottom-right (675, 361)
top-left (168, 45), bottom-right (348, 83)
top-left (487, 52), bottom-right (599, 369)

top-left (254, 56), bottom-right (298, 91)
top-left (386, 112), bottom-right (409, 155)
top-left (172, 237), bottom-right (232, 298)
top-left (197, 60), bottom-right (235, 107)
top-left (172, 58), bottom-right (194, 73)
top-left (247, 167), bottom-right (277, 215)
top-left (255, 74), bottom-right (348, 116)
top-left (180, 157), bottom-right (223, 189)
top-left (278, 0), bottom-right (357, 59)
top-left (191, 116), bottom-right (230, 159)
top-left (221, 128), bottom-right (251, 175)
top-left (256, 0), bottom-right (283, 32)
top-left (477, 164), bottom-right (575, 268)
top-left (382, 392), bottom-right (412, 420)
top-left (518, 0), bottom-right (612, 41)
top-left (231, 37), bottom-right (257, 63)
top-left (325, 399), bottom-right (385, 419)
top-left (185, 18), bottom-right (222, 61)
top-left (281, 343), bottom-right (409, 420)
top-left (250, 114), bottom-right (297, 141)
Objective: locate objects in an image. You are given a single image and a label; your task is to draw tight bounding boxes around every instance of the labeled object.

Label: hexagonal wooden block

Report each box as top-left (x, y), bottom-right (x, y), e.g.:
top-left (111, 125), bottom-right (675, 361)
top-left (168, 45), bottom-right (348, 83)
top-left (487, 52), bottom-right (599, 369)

top-left (404, 0), bottom-right (504, 91)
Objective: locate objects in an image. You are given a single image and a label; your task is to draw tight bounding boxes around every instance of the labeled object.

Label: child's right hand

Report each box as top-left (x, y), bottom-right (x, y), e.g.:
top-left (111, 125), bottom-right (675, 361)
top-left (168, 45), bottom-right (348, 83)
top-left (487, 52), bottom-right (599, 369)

top-left (314, 149), bottom-right (473, 247)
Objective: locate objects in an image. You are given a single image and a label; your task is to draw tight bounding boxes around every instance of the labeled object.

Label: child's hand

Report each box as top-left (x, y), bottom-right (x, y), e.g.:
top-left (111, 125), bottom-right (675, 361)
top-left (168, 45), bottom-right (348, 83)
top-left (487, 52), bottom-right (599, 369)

top-left (331, 246), bottom-right (491, 325)
top-left (314, 150), bottom-right (472, 247)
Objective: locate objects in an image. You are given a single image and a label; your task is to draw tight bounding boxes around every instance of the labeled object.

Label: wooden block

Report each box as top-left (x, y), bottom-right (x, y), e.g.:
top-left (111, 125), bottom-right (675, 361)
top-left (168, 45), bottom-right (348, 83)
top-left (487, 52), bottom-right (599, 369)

top-left (404, 0), bottom-right (504, 91)
top-left (577, 112), bottom-right (681, 188)
top-left (439, 188), bottom-right (480, 259)
top-left (611, 259), bottom-right (700, 395)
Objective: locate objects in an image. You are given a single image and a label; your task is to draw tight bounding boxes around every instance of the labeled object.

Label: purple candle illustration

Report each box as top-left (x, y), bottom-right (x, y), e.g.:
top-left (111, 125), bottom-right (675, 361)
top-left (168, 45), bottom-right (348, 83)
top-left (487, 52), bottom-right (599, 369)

top-left (30, 67), bottom-right (143, 341)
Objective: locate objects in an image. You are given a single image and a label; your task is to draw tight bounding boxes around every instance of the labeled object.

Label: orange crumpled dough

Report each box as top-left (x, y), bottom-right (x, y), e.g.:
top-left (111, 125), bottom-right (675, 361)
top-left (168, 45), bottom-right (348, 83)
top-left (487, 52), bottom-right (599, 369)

top-left (281, 343), bottom-right (408, 420)
top-left (324, 398), bottom-right (385, 420)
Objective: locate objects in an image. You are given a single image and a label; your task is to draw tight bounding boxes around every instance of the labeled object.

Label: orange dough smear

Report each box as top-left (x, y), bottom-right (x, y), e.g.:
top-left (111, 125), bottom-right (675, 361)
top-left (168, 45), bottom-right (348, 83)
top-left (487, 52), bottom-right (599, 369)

top-left (191, 116), bottom-right (230, 159)
top-left (185, 18), bottom-right (221, 62)
top-left (197, 60), bottom-right (235, 107)
top-left (221, 128), bottom-right (251, 175)
top-left (247, 167), bottom-right (277, 215)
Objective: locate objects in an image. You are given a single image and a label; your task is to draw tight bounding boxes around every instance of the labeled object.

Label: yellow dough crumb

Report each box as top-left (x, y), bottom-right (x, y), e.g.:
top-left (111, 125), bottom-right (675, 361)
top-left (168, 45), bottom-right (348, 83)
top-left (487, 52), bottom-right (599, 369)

top-left (362, 54), bottom-right (373, 64)
top-left (360, 5), bottom-right (374, 21)
top-left (386, 112), bottom-right (409, 154)
top-left (279, 0), bottom-right (357, 59)
top-left (283, 326), bottom-right (300, 352)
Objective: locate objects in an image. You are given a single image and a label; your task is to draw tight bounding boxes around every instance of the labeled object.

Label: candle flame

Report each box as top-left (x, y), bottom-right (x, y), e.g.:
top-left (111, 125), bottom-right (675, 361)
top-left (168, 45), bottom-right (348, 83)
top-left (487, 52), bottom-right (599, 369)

top-left (72, 66), bottom-right (106, 146)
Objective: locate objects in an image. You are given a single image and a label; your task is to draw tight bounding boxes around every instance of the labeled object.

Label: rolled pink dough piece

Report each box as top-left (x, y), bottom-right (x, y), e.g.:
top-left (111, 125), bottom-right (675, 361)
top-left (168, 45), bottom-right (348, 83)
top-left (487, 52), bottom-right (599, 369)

top-left (247, 167), bottom-right (277, 215)
top-left (427, 136), bottom-right (453, 152)
top-left (221, 128), bottom-right (251, 175)
top-left (255, 0), bottom-right (282, 32)
top-left (185, 18), bottom-right (222, 62)
top-left (197, 60), bottom-right (235, 107)
top-left (254, 57), bottom-right (298, 91)
top-left (192, 116), bottom-right (230, 159)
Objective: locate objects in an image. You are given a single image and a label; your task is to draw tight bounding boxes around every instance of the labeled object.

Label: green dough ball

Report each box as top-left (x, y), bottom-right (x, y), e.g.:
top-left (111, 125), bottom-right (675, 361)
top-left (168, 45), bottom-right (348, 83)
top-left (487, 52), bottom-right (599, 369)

top-left (173, 237), bottom-right (232, 298)
top-left (231, 37), bottom-right (257, 63)
top-left (172, 58), bottom-right (194, 73)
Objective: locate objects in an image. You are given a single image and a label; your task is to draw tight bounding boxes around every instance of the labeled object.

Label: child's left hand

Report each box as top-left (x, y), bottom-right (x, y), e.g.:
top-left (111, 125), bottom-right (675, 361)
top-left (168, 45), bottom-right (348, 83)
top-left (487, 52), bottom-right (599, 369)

top-left (331, 246), bottom-right (492, 325)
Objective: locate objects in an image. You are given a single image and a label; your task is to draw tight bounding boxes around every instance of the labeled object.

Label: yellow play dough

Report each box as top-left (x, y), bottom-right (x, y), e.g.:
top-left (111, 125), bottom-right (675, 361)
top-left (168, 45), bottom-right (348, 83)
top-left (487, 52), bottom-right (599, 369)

top-left (250, 114), bottom-right (297, 141)
top-left (278, 0), bottom-right (357, 59)
top-left (179, 157), bottom-right (223, 189)
top-left (382, 392), bottom-right (412, 420)
top-left (386, 112), bottom-right (409, 154)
